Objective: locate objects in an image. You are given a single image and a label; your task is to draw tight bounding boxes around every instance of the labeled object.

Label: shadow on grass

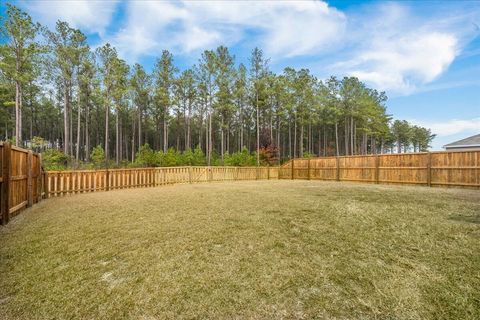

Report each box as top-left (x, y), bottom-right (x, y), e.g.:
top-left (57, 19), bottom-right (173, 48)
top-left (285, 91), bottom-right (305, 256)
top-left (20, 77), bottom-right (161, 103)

top-left (449, 214), bottom-right (480, 224)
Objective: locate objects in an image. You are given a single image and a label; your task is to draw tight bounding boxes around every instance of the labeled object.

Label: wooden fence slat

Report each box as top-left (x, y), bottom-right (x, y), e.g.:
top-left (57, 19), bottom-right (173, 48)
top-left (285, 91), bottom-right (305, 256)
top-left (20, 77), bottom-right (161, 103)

top-left (27, 151), bottom-right (33, 207)
top-left (336, 157), bottom-right (340, 181)
top-left (1, 143), bottom-right (11, 225)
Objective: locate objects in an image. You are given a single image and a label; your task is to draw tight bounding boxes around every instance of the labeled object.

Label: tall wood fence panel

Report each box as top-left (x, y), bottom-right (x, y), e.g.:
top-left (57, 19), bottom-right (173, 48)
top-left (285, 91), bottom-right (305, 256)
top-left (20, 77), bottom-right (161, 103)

top-left (45, 166), bottom-right (279, 198)
top-left (431, 151), bottom-right (479, 187)
top-left (1, 143), bottom-right (43, 225)
top-left (279, 151), bottom-right (480, 188)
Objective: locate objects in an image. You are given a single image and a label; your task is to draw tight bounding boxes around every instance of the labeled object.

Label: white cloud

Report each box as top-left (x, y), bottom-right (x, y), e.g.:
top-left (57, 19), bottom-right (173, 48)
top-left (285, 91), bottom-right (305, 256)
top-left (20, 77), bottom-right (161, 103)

top-left (348, 32), bottom-right (458, 94)
top-left (409, 117), bottom-right (480, 150)
top-left (261, 1), bottom-right (346, 57)
top-left (331, 3), bottom-right (478, 94)
top-left (106, 0), bottom-right (346, 62)
top-left (410, 118), bottom-right (480, 137)
top-left (24, 0), bottom-right (119, 36)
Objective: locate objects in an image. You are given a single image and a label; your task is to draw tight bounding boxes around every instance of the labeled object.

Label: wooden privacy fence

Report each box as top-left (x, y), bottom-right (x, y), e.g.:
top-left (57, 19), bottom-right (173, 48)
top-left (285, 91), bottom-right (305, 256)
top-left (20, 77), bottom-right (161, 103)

top-left (1, 142), bottom-right (43, 225)
top-left (45, 166), bottom-right (279, 197)
top-left (279, 151), bottom-right (480, 188)
top-left (2, 143), bottom-right (478, 225)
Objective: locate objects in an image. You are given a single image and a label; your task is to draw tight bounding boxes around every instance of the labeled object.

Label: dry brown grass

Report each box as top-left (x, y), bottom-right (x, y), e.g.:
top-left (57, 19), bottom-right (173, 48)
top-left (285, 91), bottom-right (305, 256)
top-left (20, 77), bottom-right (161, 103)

top-left (1, 180), bottom-right (479, 319)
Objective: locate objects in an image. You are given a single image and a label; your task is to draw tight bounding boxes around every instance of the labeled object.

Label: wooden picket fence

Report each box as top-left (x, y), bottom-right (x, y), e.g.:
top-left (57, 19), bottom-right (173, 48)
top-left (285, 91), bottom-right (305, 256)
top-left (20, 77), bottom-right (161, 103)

top-left (1, 142), bottom-right (43, 225)
top-left (279, 151), bottom-right (480, 188)
top-left (45, 166), bottom-right (279, 197)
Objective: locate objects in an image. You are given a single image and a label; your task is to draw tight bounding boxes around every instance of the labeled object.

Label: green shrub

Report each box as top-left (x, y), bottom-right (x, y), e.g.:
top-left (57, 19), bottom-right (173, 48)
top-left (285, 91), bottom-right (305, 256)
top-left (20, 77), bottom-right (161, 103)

top-left (90, 145), bottom-right (105, 168)
top-left (191, 146), bottom-right (206, 166)
top-left (134, 144), bottom-right (158, 167)
top-left (31, 136), bottom-right (48, 152)
top-left (224, 147), bottom-right (256, 166)
top-left (162, 148), bottom-right (181, 167)
top-left (302, 151), bottom-right (315, 159)
top-left (41, 149), bottom-right (70, 171)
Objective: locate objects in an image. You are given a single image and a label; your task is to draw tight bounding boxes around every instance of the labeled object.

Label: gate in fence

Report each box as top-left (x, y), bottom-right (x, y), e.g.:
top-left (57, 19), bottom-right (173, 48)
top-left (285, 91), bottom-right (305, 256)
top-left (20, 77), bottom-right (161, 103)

top-left (1, 142), bottom-right (43, 225)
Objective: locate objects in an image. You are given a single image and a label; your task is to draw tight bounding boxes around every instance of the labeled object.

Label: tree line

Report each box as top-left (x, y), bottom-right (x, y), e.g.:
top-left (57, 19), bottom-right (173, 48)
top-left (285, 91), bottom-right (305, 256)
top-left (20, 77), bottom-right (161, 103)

top-left (0, 4), bottom-right (435, 168)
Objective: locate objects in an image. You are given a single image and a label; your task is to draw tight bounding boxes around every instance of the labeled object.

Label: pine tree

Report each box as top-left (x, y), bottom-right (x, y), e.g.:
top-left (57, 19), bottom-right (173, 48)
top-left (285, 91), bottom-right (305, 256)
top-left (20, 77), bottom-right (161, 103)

top-left (0, 4), bottom-right (41, 146)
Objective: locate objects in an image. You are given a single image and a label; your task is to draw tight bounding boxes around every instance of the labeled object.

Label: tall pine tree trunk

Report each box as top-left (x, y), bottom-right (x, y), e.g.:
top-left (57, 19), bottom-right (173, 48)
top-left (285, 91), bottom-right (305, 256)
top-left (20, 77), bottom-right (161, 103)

top-left (227, 123), bottom-right (230, 154)
top-left (270, 116), bottom-right (273, 145)
top-left (187, 104), bottom-right (191, 150)
top-left (138, 106), bottom-right (142, 150)
top-left (221, 117), bottom-right (224, 164)
top-left (288, 121), bottom-right (292, 159)
top-left (208, 112), bottom-right (212, 166)
top-left (277, 120), bottom-right (281, 164)
top-left (350, 117), bottom-right (354, 155)
top-left (119, 119), bottom-right (123, 162)
top-left (63, 82), bottom-right (70, 154)
top-left (163, 114), bottom-right (167, 153)
top-left (318, 127), bottom-right (321, 156)
top-left (85, 100), bottom-right (90, 161)
top-left (323, 127), bottom-right (327, 156)
top-left (69, 86), bottom-right (73, 156)
top-left (15, 81), bottom-right (22, 146)
top-left (335, 121), bottom-right (339, 157)
top-left (104, 95), bottom-right (109, 164)
top-left (131, 117), bottom-right (136, 162)
top-left (115, 107), bottom-right (119, 165)
top-left (76, 92), bottom-right (81, 164)
top-left (256, 93), bottom-right (260, 166)
top-left (299, 125), bottom-right (304, 158)
top-left (240, 104), bottom-right (244, 149)
top-left (293, 117), bottom-right (297, 158)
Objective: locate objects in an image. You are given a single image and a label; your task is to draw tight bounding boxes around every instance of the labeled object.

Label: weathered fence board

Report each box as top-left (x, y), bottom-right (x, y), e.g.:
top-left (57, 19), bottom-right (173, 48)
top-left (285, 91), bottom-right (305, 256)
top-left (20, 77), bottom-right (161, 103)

top-left (279, 151), bottom-right (480, 188)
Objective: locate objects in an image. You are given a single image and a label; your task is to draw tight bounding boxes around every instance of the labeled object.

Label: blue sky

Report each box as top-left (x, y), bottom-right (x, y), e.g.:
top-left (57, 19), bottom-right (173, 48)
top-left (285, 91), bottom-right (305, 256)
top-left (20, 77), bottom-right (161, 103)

top-left (5, 0), bottom-right (480, 150)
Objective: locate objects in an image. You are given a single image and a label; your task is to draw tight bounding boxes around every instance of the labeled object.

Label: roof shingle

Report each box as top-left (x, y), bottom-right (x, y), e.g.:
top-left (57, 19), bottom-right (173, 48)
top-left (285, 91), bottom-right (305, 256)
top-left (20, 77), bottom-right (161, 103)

top-left (444, 134), bottom-right (480, 147)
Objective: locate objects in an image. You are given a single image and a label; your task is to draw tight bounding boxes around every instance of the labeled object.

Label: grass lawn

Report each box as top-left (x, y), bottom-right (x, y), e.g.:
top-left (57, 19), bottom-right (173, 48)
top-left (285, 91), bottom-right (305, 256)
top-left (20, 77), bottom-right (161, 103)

top-left (0, 180), bottom-right (479, 319)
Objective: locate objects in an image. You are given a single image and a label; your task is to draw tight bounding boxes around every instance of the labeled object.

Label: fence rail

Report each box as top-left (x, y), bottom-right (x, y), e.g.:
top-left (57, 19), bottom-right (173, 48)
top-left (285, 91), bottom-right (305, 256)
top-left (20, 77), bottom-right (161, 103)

top-left (279, 151), bottom-right (480, 188)
top-left (45, 166), bottom-right (279, 197)
top-left (1, 142), bottom-right (43, 225)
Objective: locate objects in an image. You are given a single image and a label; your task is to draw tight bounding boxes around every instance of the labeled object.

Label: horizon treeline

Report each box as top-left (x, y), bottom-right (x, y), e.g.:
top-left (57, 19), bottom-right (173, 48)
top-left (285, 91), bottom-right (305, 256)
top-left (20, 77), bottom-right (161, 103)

top-left (0, 4), bottom-right (435, 168)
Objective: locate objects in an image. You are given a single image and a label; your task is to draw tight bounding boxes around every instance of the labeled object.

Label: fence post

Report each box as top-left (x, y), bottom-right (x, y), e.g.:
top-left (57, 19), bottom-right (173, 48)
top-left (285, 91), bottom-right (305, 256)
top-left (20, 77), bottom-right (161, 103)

top-left (27, 150), bottom-right (33, 207)
top-left (375, 154), bottom-right (380, 184)
top-left (267, 167), bottom-right (270, 180)
top-left (44, 171), bottom-right (49, 199)
top-left (291, 159), bottom-right (294, 180)
top-left (308, 158), bottom-right (311, 180)
top-left (336, 156), bottom-right (340, 181)
top-left (1, 142), bottom-right (11, 225)
top-left (37, 153), bottom-right (42, 202)
top-left (427, 152), bottom-right (432, 187)
top-left (189, 166), bottom-right (192, 184)
top-left (106, 168), bottom-right (110, 191)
